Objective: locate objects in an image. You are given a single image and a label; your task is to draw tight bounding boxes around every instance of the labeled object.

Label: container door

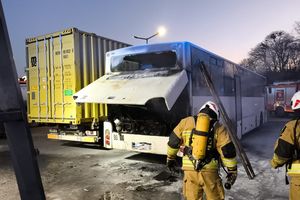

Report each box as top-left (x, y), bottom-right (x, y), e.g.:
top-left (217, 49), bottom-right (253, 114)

top-left (51, 34), bottom-right (75, 123)
top-left (234, 75), bottom-right (242, 139)
top-left (39, 39), bottom-right (51, 120)
top-left (27, 39), bottom-right (51, 122)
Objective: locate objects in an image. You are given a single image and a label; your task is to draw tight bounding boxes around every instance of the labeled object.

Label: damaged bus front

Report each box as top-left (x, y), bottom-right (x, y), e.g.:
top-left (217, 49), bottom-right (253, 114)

top-left (74, 42), bottom-right (190, 154)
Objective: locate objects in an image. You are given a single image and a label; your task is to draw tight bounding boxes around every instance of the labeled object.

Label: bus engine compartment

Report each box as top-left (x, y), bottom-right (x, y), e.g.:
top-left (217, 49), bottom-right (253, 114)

top-left (108, 85), bottom-right (190, 136)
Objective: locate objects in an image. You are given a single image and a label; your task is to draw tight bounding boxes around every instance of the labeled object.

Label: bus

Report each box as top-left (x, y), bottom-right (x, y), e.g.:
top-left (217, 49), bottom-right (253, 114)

top-left (73, 41), bottom-right (266, 154)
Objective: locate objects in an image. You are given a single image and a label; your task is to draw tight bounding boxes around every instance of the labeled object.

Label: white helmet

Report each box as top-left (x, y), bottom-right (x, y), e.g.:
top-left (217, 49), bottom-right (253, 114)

top-left (199, 101), bottom-right (220, 119)
top-left (291, 91), bottom-right (300, 111)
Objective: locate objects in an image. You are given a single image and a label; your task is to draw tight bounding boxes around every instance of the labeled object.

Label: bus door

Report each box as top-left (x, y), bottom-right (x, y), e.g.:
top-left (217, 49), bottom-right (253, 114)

top-left (234, 75), bottom-right (242, 139)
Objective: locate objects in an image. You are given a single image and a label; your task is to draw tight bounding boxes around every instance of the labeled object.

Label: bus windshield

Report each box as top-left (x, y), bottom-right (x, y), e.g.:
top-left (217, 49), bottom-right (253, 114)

top-left (110, 51), bottom-right (178, 72)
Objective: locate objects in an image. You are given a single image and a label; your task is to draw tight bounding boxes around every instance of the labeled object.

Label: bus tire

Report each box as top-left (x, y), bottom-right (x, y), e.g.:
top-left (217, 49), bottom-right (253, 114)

top-left (275, 106), bottom-right (285, 117)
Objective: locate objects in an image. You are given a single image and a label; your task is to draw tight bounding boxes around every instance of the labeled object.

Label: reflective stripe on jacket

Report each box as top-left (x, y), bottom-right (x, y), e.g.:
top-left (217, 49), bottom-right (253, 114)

top-left (271, 119), bottom-right (300, 175)
top-left (288, 161), bottom-right (300, 176)
top-left (167, 116), bottom-right (237, 171)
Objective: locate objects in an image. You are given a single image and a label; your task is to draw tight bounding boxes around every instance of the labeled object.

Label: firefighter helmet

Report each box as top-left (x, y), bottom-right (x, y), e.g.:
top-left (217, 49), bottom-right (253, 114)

top-left (291, 91), bottom-right (300, 111)
top-left (199, 101), bottom-right (220, 119)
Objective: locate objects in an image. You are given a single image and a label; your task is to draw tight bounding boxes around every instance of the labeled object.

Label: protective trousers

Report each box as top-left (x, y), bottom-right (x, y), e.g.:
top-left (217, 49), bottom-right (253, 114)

top-left (183, 170), bottom-right (224, 200)
top-left (290, 176), bottom-right (300, 200)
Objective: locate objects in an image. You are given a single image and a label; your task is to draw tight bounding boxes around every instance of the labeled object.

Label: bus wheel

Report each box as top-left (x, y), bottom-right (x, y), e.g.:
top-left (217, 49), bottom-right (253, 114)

top-left (275, 107), bottom-right (285, 117)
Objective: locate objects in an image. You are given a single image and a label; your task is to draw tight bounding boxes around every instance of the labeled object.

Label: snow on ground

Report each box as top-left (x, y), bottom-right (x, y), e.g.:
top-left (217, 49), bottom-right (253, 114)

top-left (224, 117), bottom-right (290, 200)
top-left (89, 117), bottom-right (292, 200)
top-left (0, 117), bottom-right (293, 200)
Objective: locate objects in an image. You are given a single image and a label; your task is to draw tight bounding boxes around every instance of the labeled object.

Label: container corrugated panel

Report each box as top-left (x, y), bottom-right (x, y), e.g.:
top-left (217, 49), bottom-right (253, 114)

top-left (26, 28), bottom-right (130, 124)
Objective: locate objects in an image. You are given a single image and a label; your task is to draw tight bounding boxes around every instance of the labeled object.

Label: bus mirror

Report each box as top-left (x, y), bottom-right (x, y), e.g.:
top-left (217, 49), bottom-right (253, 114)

top-left (268, 87), bottom-right (271, 94)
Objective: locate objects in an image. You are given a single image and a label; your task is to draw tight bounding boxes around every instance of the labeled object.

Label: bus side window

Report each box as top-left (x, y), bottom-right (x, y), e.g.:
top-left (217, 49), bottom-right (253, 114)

top-left (210, 57), bottom-right (224, 95)
top-left (224, 76), bottom-right (234, 96)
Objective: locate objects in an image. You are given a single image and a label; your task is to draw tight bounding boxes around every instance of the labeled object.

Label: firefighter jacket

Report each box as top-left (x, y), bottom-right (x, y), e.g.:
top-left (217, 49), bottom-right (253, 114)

top-left (167, 116), bottom-right (237, 171)
top-left (271, 118), bottom-right (300, 176)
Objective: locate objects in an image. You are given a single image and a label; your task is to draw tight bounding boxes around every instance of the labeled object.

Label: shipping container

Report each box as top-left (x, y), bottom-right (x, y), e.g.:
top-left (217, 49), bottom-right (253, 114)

top-left (26, 28), bottom-right (130, 142)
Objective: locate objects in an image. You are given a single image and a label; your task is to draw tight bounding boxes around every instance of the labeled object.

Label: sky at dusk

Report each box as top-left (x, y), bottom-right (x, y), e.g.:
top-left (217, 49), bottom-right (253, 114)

top-left (2, 0), bottom-right (300, 76)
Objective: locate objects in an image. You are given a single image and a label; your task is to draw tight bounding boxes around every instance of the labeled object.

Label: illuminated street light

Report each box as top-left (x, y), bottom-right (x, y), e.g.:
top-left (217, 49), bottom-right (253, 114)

top-left (157, 26), bottom-right (166, 37)
top-left (133, 26), bottom-right (166, 44)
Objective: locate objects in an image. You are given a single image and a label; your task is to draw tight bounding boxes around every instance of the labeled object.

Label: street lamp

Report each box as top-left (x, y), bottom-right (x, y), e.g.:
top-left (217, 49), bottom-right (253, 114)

top-left (133, 26), bottom-right (166, 44)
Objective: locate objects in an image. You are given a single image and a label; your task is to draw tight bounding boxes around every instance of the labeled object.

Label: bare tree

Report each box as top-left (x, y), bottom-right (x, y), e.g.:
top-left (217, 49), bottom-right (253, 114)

top-left (240, 57), bottom-right (266, 73)
top-left (242, 31), bottom-right (298, 72)
top-left (288, 41), bottom-right (300, 70)
top-left (294, 21), bottom-right (300, 36)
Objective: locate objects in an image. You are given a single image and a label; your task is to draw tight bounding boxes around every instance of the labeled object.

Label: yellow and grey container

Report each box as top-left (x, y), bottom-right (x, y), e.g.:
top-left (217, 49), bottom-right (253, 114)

top-left (192, 114), bottom-right (210, 160)
top-left (26, 28), bottom-right (130, 142)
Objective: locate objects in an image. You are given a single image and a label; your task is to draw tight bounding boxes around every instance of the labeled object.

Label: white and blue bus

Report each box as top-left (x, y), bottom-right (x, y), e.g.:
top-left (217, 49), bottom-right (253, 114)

top-left (74, 41), bottom-right (266, 154)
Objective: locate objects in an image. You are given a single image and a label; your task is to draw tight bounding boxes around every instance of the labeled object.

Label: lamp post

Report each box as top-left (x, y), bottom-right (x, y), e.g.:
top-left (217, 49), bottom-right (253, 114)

top-left (133, 33), bottom-right (158, 44)
top-left (133, 26), bottom-right (166, 44)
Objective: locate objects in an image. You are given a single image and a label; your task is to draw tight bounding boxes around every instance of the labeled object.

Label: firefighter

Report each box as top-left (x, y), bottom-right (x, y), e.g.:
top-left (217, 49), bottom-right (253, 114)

top-left (167, 101), bottom-right (237, 200)
top-left (270, 91), bottom-right (300, 200)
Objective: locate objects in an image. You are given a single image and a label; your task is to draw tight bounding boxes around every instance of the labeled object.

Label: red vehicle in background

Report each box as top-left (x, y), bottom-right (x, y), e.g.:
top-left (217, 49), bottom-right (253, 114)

top-left (18, 76), bottom-right (27, 105)
top-left (266, 81), bottom-right (300, 116)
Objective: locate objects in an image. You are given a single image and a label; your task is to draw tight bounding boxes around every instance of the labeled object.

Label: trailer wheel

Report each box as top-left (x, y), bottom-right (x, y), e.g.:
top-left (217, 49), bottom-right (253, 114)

top-left (275, 106), bottom-right (285, 117)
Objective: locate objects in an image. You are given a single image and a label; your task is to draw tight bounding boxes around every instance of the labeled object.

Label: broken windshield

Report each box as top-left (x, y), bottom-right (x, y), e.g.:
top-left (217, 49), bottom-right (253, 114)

top-left (111, 51), bottom-right (179, 72)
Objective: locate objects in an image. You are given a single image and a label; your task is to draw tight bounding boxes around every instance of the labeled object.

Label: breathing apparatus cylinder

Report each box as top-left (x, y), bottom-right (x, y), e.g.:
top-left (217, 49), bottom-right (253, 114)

top-left (192, 114), bottom-right (211, 160)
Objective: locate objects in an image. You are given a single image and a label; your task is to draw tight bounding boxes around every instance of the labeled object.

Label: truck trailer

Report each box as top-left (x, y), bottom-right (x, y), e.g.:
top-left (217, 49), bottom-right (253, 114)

top-left (74, 41), bottom-right (266, 154)
top-left (26, 28), bottom-right (130, 143)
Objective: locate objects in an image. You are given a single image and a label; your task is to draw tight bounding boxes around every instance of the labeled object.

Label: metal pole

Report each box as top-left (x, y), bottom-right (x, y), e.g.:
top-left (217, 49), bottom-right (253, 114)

top-left (0, 1), bottom-right (46, 199)
top-left (133, 32), bottom-right (158, 44)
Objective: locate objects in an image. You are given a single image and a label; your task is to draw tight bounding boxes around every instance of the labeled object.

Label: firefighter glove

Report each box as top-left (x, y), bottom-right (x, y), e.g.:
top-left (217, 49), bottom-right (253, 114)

top-left (270, 159), bottom-right (278, 169)
top-left (167, 158), bottom-right (177, 172)
top-left (270, 158), bottom-right (285, 169)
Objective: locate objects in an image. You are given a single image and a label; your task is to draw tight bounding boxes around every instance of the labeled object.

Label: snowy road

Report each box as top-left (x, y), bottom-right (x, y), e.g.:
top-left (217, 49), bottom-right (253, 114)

top-left (228, 118), bottom-right (290, 200)
top-left (0, 117), bottom-right (291, 200)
